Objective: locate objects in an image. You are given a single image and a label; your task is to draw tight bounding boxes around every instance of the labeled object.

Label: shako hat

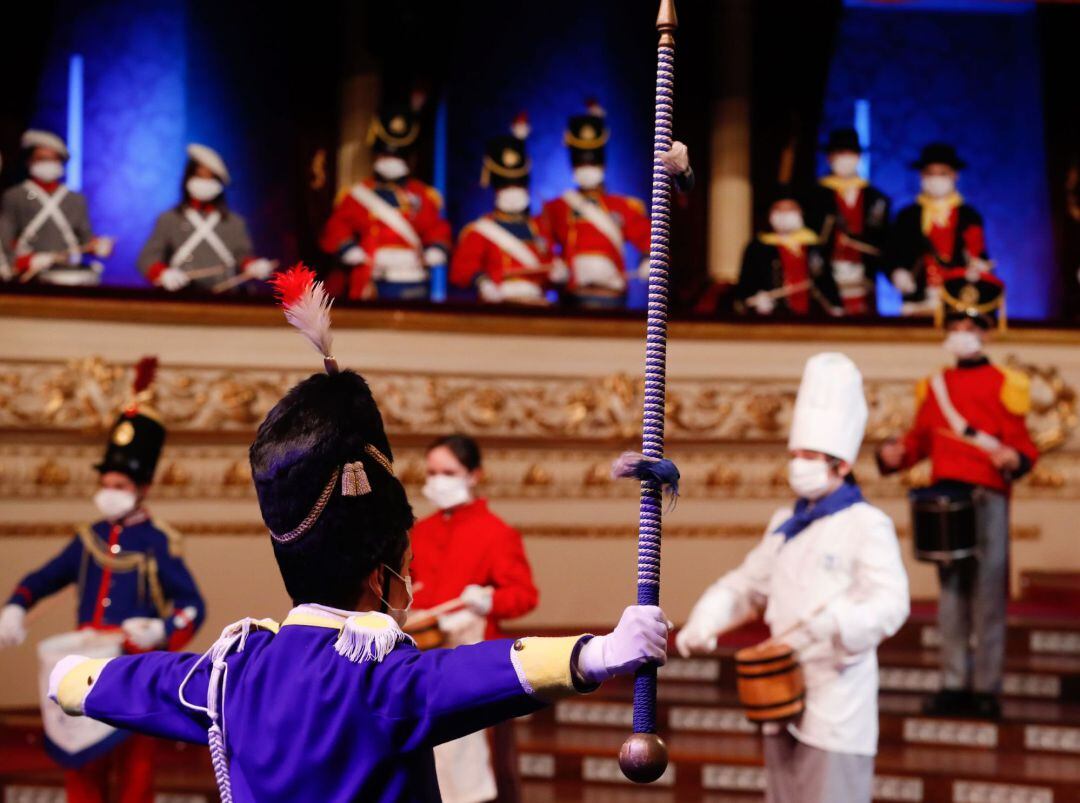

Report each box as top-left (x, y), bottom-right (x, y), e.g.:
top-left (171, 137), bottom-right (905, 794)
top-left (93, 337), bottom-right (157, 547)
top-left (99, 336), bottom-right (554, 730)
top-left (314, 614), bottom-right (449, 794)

top-left (368, 105), bottom-right (421, 157)
top-left (481, 112), bottom-right (532, 189)
top-left (565, 98), bottom-right (609, 167)
top-left (96, 357), bottom-right (166, 484)
top-left (937, 268), bottom-right (1005, 330)
top-left (251, 266), bottom-right (413, 605)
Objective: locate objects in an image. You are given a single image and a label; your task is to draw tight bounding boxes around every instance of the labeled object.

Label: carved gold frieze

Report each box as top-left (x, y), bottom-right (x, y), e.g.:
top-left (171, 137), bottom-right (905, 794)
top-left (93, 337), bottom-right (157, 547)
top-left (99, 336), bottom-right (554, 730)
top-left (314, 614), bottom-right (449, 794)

top-left (0, 356), bottom-right (1075, 451)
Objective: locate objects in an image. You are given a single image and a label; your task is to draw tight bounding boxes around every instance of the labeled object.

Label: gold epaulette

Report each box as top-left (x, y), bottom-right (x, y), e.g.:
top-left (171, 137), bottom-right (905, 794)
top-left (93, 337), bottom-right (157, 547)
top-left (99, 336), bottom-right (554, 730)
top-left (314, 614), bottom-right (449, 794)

top-left (998, 366), bottom-right (1032, 416)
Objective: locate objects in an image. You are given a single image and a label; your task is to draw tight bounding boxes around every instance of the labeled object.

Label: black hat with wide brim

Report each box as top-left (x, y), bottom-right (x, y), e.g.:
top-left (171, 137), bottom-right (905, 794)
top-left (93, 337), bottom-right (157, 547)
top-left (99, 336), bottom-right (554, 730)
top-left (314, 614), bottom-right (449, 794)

top-left (912, 143), bottom-right (966, 170)
top-left (822, 127), bottom-right (863, 154)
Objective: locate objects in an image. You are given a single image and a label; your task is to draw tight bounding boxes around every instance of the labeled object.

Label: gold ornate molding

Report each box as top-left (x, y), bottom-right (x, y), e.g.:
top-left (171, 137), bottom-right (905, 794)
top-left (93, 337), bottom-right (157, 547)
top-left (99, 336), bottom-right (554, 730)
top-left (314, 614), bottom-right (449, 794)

top-left (1, 356), bottom-right (1074, 450)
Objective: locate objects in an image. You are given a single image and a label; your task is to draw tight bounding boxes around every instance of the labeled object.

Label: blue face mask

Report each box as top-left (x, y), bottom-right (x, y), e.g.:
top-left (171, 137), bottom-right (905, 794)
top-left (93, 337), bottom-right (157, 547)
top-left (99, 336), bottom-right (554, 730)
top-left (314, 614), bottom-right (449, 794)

top-left (379, 564), bottom-right (413, 627)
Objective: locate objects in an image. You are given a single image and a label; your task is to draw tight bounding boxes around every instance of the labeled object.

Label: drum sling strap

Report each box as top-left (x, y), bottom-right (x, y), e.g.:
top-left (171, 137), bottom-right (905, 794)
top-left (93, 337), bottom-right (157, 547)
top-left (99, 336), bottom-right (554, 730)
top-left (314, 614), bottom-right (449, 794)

top-left (929, 372), bottom-right (1002, 453)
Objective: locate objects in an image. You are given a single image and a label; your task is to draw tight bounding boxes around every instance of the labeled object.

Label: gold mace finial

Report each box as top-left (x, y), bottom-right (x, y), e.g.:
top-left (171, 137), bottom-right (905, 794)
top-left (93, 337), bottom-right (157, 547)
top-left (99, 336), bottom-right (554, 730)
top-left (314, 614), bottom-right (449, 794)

top-left (656, 0), bottom-right (678, 46)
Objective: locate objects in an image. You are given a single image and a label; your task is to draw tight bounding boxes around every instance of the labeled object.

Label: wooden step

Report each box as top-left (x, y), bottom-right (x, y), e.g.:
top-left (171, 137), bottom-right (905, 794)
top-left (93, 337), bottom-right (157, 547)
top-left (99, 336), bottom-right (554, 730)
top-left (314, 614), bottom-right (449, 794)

top-left (1020, 571), bottom-right (1080, 609)
top-left (655, 649), bottom-right (1080, 701)
top-left (524, 683), bottom-right (1080, 755)
top-left (514, 721), bottom-right (1080, 802)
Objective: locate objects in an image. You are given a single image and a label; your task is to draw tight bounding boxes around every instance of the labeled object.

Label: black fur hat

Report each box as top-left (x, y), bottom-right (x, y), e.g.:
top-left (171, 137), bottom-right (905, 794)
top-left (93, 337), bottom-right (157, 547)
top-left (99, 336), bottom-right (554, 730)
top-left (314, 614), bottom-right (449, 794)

top-left (250, 370), bottom-right (413, 607)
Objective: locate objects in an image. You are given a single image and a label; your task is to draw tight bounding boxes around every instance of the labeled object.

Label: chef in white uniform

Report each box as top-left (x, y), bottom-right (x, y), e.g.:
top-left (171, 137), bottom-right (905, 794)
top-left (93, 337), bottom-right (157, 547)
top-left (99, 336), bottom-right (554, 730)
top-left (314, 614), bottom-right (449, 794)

top-left (676, 352), bottom-right (909, 803)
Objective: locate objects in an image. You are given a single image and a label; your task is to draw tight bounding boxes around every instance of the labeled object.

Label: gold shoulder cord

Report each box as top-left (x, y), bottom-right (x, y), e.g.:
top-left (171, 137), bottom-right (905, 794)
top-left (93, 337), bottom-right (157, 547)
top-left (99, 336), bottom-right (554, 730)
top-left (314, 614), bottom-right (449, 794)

top-left (76, 525), bottom-right (170, 618)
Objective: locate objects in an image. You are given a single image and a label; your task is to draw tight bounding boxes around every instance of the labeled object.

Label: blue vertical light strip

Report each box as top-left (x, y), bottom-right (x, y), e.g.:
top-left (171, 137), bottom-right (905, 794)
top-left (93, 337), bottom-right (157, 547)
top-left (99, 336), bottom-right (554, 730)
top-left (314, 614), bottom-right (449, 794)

top-left (854, 98), bottom-right (871, 179)
top-left (66, 54), bottom-right (84, 192)
top-left (430, 96), bottom-right (450, 302)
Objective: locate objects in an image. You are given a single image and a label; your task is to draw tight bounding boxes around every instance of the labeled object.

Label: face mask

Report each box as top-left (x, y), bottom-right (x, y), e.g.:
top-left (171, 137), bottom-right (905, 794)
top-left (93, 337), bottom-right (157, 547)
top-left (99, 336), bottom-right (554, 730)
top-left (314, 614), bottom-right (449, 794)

top-left (373, 156), bottom-right (409, 182)
top-left (93, 488), bottom-right (137, 521)
top-left (186, 176), bottom-right (223, 202)
top-left (787, 457), bottom-right (833, 500)
top-left (830, 154), bottom-right (860, 178)
top-left (573, 165), bottom-right (605, 190)
top-left (770, 211), bottom-right (804, 234)
top-left (29, 160), bottom-right (64, 183)
top-left (379, 564), bottom-right (413, 627)
top-left (943, 330), bottom-right (983, 359)
top-left (921, 175), bottom-right (955, 198)
top-left (494, 187), bottom-right (531, 215)
top-left (422, 474), bottom-right (473, 510)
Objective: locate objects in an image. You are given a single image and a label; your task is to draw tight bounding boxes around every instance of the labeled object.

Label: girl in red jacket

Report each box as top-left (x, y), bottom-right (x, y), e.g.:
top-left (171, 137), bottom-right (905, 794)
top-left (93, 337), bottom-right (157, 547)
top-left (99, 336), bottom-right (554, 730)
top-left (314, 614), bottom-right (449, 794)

top-left (410, 434), bottom-right (539, 803)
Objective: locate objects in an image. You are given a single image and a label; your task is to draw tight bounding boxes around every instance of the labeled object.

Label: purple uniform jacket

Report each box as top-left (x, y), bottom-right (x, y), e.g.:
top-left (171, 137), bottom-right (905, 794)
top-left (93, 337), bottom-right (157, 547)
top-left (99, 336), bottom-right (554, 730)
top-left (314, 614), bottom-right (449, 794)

top-left (54, 607), bottom-right (591, 802)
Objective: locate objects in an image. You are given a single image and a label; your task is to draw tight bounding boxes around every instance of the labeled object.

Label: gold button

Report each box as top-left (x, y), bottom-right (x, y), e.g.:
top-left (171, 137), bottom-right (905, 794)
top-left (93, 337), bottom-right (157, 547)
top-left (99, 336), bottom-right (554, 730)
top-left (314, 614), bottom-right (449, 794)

top-left (110, 544), bottom-right (121, 554)
top-left (513, 640), bottom-right (524, 651)
top-left (102, 598), bottom-right (111, 608)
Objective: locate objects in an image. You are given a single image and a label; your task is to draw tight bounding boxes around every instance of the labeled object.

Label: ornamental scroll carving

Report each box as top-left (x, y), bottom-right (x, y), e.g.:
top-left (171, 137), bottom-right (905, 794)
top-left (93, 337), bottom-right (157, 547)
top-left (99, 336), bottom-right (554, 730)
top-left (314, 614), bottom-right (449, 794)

top-left (0, 356), bottom-right (1075, 450)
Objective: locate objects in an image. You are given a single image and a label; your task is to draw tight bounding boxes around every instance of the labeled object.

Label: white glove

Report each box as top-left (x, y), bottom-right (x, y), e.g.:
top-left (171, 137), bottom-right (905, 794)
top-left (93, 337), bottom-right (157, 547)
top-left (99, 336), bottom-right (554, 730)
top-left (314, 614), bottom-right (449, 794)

top-left (549, 258), bottom-right (570, 285)
top-left (460, 584), bottom-right (494, 616)
top-left (341, 245), bottom-right (367, 266)
top-left (0, 604), bottom-right (27, 649)
top-left (748, 290), bottom-right (776, 315)
top-left (244, 258), bottom-right (276, 280)
top-left (637, 257), bottom-right (650, 280)
top-left (891, 268), bottom-right (917, 295)
top-left (576, 605), bottom-right (669, 684)
top-left (660, 141), bottom-right (690, 176)
top-left (478, 278), bottom-right (503, 303)
top-left (438, 608), bottom-right (486, 638)
top-left (158, 267), bottom-right (191, 292)
top-left (28, 252), bottom-right (57, 274)
top-left (423, 246), bottom-right (447, 268)
top-left (805, 608), bottom-right (840, 643)
top-left (91, 236), bottom-right (115, 258)
top-left (675, 619), bottom-right (719, 658)
top-left (121, 617), bottom-right (166, 650)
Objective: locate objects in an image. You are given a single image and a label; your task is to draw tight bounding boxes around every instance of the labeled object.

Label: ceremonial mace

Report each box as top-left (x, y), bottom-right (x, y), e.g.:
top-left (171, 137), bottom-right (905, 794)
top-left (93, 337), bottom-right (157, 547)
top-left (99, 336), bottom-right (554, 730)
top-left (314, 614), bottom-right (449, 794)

top-left (618, 0), bottom-right (677, 784)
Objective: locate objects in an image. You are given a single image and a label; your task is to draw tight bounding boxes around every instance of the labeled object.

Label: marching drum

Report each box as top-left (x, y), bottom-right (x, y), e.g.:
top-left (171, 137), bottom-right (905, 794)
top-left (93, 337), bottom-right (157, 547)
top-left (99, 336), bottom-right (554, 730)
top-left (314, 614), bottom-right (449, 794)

top-left (909, 483), bottom-right (977, 563)
top-left (37, 630), bottom-right (125, 765)
top-left (734, 640), bottom-right (805, 723)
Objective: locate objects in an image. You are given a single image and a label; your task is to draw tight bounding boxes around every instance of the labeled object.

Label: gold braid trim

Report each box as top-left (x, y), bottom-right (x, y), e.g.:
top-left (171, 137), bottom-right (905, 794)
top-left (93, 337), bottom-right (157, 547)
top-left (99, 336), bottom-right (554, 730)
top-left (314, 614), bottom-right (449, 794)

top-left (364, 444), bottom-right (395, 476)
top-left (145, 554), bottom-right (168, 618)
top-left (564, 129), bottom-right (610, 150)
top-left (76, 525), bottom-right (146, 572)
top-left (151, 518), bottom-right (185, 558)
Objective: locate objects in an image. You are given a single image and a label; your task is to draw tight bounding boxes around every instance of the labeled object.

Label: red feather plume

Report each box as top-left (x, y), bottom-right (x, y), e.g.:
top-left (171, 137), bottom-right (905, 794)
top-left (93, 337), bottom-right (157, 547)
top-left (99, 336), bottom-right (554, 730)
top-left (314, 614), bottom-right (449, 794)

top-left (269, 264), bottom-right (317, 308)
top-left (132, 356), bottom-right (158, 394)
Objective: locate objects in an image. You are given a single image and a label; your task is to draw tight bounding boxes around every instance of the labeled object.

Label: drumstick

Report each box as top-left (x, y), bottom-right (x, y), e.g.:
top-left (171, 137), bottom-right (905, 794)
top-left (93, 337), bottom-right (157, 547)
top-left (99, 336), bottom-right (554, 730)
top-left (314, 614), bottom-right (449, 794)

top-left (182, 264), bottom-right (230, 280)
top-left (836, 233), bottom-right (881, 257)
top-left (211, 272), bottom-right (257, 294)
top-left (402, 596), bottom-right (466, 632)
top-left (758, 586), bottom-right (851, 650)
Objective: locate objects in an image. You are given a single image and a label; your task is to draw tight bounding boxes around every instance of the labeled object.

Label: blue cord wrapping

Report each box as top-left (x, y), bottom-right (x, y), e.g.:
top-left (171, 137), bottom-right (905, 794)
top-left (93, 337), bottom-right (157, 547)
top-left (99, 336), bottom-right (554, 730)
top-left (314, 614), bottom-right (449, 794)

top-left (631, 42), bottom-right (676, 738)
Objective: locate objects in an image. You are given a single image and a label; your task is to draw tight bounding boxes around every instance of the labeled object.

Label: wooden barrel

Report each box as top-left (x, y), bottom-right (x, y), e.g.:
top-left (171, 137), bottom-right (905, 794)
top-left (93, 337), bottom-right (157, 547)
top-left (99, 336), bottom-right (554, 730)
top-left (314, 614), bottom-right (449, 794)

top-left (734, 640), bottom-right (805, 723)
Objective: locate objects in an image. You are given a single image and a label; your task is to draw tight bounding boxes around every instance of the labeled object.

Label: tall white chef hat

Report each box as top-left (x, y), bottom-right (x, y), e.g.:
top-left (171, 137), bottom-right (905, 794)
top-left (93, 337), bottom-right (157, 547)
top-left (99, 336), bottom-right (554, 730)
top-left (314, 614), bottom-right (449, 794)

top-left (787, 352), bottom-right (868, 465)
top-left (186, 143), bottom-right (230, 184)
top-left (21, 129), bottom-right (69, 161)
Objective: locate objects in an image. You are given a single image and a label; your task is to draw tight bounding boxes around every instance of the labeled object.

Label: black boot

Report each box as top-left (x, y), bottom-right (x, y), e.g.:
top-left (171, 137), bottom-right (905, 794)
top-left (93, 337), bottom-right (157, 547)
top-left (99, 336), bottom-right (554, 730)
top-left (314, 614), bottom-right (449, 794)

top-left (969, 692), bottom-right (1002, 720)
top-left (922, 689), bottom-right (971, 716)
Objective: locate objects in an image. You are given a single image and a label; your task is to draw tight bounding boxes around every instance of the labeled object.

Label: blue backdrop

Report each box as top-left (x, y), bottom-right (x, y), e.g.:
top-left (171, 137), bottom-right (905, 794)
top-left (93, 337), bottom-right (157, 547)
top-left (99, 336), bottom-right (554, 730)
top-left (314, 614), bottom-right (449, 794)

top-left (821, 3), bottom-right (1057, 318)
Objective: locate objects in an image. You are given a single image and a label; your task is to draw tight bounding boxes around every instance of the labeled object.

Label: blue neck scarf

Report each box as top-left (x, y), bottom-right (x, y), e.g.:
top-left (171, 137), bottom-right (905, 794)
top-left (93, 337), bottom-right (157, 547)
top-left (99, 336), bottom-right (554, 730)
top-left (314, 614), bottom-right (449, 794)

top-left (773, 482), bottom-right (864, 541)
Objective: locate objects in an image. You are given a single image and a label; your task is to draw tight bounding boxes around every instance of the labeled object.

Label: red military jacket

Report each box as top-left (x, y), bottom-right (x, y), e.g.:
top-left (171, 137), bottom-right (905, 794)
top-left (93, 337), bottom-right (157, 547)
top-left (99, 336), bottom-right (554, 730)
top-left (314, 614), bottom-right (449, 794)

top-left (319, 177), bottom-right (452, 298)
top-left (541, 190), bottom-right (649, 289)
top-left (900, 358), bottom-right (1038, 493)
top-left (410, 499), bottom-right (539, 640)
top-left (449, 213), bottom-right (553, 291)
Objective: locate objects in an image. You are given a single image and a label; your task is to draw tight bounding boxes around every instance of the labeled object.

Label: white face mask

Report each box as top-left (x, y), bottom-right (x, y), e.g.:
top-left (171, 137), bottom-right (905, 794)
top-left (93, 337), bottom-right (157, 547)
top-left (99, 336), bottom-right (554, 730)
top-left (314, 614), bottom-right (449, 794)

top-left (373, 156), bottom-right (409, 182)
top-left (943, 329), bottom-right (983, 359)
top-left (787, 457), bottom-right (833, 500)
top-left (422, 474), bottom-right (473, 510)
top-left (830, 153), bottom-right (860, 178)
top-left (379, 564), bottom-right (414, 627)
top-left (494, 186), bottom-right (531, 215)
top-left (93, 488), bottom-right (138, 521)
top-left (30, 160), bottom-right (64, 183)
top-left (770, 211), bottom-right (804, 234)
top-left (573, 165), bottom-right (606, 190)
top-left (921, 175), bottom-right (955, 198)
top-left (186, 176), bottom-right (223, 202)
